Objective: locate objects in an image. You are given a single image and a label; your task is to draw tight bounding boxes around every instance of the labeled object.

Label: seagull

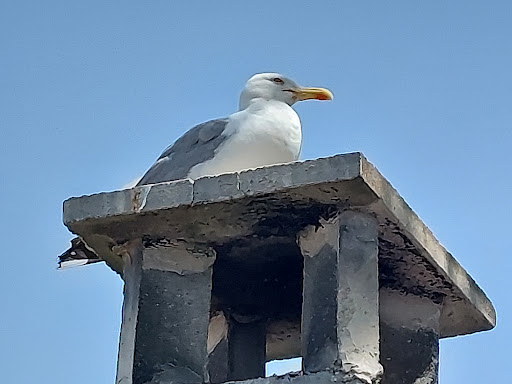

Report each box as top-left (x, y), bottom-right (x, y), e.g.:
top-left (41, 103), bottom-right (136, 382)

top-left (58, 72), bottom-right (333, 268)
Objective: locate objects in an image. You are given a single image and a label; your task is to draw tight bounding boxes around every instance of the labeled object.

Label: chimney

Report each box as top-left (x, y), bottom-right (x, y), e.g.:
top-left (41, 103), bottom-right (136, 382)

top-left (63, 153), bottom-right (495, 384)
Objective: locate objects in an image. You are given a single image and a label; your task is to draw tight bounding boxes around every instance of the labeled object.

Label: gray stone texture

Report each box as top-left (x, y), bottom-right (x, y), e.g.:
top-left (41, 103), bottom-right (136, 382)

top-left (116, 241), bottom-right (143, 384)
top-left (223, 371), bottom-right (366, 384)
top-left (63, 153), bottom-right (494, 341)
top-left (380, 324), bottom-right (439, 384)
top-left (227, 317), bottom-right (266, 381)
top-left (115, 242), bottom-right (214, 384)
top-left (193, 173), bottom-right (243, 204)
top-left (379, 289), bottom-right (441, 384)
top-left (62, 152), bottom-right (496, 383)
top-left (299, 212), bottom-right (382, 383)
top-left (207, 337), bottom-right (229, 384)
top-left (299, 222), bottom-right (338, 372)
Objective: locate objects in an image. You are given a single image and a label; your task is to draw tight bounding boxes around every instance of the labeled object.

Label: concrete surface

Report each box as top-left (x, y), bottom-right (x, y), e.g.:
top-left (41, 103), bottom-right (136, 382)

top-left (114, 241), bottom-right (214, 384)
top-left (299, 212), bottom-right (382, 383)
top-left (64, 152), bottom-right (495, 339)
top-left (62, 152), bottom-right (496, 383)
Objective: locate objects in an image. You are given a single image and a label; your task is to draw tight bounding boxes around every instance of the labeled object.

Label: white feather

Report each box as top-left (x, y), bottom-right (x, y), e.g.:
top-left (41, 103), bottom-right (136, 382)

top-left (59, 259), bottom-right (90, 269)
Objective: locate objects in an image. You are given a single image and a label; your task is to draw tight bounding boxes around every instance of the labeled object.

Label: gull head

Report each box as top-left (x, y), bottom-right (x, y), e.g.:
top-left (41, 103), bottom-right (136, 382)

top-left (239, 72), bottom-right (333, 110)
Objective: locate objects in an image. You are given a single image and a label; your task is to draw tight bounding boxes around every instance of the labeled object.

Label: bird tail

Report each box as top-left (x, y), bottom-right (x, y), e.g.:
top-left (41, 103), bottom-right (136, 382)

top-left (58, 237), bottom-right (103, 269)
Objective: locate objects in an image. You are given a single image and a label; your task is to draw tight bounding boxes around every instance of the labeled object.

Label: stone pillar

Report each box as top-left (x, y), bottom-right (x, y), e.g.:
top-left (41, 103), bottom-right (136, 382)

top-left (206, 313), bottom-right (266, 382)
top-left (298, 211), bottom-right (383, 384)
top-left (227, 315), bottom-right (266, 381)
top-left (379, 289), bottom-right (441, 384)
top-left (207, 313), bottom-right (229, 384)
top-left (115, 241), bottom-right (216, 384)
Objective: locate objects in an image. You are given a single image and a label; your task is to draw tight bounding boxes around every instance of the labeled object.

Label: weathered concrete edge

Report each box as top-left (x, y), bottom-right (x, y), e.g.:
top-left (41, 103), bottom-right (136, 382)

top-left (193, 152), bottom-right (363, 204)
top-left (360, 157), bottom-right (496, 335)
top-left (63, 179), bottom-right (195, 225)
top-left (61, 152), bottom-right (497, 336)
top-left (63, 153), bottom-right (363, 226)
top-left (223, 371), bottom-right (362, 384)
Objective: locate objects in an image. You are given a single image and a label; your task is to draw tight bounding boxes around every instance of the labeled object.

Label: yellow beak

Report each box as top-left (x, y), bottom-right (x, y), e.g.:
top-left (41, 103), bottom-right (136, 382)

top-left (292, 87), bottom-right (333, 101)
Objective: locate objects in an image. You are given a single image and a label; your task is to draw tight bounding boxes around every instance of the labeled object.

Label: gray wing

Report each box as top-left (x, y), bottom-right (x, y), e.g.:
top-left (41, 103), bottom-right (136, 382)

top-left (137, 118), bottom-right (230, 185)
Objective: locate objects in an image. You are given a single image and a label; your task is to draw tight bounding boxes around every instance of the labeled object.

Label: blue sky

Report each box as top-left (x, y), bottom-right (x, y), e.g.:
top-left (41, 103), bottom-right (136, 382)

top-left (1, 1), bottom-right (510, 383)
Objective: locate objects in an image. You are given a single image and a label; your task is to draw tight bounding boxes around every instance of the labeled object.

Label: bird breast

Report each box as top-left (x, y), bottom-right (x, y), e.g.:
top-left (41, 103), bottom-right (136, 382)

top-left (187, 100), bottom-right (302, 179)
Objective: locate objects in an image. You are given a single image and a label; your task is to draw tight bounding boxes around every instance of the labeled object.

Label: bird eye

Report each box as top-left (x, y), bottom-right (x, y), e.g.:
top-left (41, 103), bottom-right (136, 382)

top-left (272, 77), bottom-right (284, 84)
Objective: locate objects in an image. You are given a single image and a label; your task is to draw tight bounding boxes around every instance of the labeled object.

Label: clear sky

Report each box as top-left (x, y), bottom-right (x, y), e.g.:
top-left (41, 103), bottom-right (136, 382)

top-left (1, 1), bottom-right (510, 383)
